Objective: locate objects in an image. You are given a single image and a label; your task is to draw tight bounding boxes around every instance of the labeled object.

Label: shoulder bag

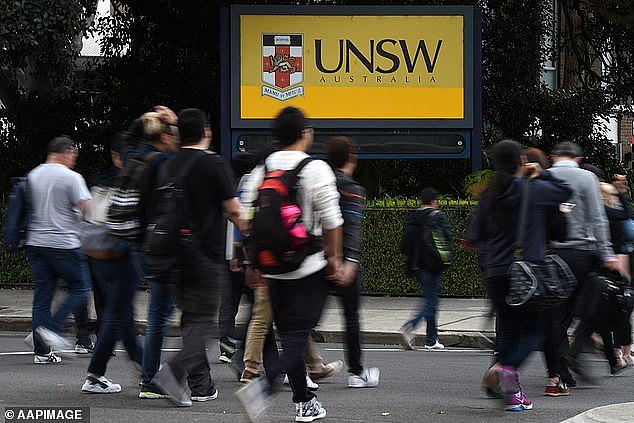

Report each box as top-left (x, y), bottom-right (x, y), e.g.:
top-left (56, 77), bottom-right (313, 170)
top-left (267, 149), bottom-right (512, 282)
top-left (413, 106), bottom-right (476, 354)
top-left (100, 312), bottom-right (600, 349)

top-left (506, 178), bottom-right (577, 309)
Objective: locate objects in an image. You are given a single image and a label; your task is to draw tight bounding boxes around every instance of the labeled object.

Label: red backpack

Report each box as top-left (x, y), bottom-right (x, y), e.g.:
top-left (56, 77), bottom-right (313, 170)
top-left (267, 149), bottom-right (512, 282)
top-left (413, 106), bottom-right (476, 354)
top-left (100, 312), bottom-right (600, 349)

top-left (251, 157), bottom-right (320, 274)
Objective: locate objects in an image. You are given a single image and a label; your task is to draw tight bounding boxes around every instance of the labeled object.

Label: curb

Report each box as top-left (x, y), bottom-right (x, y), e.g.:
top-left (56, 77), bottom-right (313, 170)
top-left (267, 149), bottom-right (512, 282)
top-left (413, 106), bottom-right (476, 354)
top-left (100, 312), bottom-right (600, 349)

top-left (560, 402), bottom-right (634, 423)
top-left (0, 317), bottom-right (496, 350)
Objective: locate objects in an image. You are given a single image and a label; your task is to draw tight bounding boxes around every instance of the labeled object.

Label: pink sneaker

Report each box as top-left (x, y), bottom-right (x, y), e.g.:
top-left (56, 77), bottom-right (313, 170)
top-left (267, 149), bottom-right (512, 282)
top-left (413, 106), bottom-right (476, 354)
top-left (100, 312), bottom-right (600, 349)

top-left (505, 390), bottom-right (533, 411)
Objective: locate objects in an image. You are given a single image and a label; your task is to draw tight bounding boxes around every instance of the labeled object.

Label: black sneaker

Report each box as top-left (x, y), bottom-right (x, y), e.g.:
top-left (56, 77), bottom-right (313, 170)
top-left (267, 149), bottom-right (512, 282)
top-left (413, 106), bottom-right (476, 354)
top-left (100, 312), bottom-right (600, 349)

top-left (295, 397), bottom-right (326, 422)
top-left (218, 351), bottom-right (233, 364)
top-left (559, 365), bottom-right (577, 388)
top-left (219, 337), bottom-right (237, 363)
top-left (139, 382), bottom-right (168, 399)
top-left (191, 388), bottom-right (218, 402)
top-left (610, 362), bottom-right (628, 375)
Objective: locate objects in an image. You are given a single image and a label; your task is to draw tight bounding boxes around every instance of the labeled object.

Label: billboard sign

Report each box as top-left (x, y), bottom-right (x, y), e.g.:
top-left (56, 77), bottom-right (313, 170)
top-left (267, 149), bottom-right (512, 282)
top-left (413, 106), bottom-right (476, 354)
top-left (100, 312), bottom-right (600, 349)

top-left (231, 6), bottom-right (477, 129)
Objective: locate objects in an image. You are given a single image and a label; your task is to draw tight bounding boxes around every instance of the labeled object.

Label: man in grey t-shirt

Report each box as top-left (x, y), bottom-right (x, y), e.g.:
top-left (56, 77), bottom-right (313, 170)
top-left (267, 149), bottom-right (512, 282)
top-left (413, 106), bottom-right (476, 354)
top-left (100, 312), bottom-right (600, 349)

top-left (25, 136), bottom-right (92, 364)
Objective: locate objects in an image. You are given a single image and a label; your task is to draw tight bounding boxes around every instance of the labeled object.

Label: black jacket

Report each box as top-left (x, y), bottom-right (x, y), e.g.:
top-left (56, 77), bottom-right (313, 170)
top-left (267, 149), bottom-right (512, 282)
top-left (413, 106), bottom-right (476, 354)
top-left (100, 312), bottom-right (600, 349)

top-left (400, 208), bottom-right (451, 274)
top-left (605, 205), bottom-right (629, 254)
top-left (335, 169), bottom-right (366, 263)
top-left (467, 170), bottom-right (572, 277)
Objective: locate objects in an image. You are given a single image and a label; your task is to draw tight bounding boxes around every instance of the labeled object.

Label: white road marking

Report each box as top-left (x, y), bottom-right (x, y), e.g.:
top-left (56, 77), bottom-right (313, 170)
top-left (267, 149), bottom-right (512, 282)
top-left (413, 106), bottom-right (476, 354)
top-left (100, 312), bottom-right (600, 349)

top-left (0, 348), bottom-right (184, 356)
top-left (323, 347), bottom-right (492, 353)
top-left (1, 347), bottom-right (494, 356)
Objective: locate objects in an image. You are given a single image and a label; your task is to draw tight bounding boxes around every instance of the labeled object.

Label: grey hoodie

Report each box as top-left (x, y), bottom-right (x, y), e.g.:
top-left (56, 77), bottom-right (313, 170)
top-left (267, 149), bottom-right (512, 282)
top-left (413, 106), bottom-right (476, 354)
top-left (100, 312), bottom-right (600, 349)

top-left (548, 160), bottom-right (614, 260)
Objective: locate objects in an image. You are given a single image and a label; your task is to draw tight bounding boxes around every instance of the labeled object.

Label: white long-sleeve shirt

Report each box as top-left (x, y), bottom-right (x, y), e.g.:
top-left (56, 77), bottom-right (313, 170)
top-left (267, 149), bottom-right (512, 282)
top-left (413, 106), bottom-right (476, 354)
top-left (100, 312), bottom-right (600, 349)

top-left (241, 150), bottom-right (343, 280)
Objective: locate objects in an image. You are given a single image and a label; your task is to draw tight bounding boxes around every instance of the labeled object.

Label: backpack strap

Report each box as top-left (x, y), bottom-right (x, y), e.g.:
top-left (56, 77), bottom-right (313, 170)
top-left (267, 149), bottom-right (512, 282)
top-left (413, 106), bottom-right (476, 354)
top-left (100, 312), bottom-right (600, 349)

top-left (287, 157), bottom-right (313, 186)
top-left (428, 209), bottom-right (440, 224)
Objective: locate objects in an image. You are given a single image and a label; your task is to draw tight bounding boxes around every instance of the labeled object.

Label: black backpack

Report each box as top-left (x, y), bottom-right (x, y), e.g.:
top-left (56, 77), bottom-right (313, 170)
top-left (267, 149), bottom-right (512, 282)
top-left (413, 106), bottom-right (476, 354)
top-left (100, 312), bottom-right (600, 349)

top-left (107, 151), bottom-right (158, 240)
top-left (420, 210), bottom-right (453, 272)
top-left (142, 152), bottom-right (203, 283)
top-left (2, 175), bottom-right (30, 253)
top-left (250, 157), bottom-right (320, 274)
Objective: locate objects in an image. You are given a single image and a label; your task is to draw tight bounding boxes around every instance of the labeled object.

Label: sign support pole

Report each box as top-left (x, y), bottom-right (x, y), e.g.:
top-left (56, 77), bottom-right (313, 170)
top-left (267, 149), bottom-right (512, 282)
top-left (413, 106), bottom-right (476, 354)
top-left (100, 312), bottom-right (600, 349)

top-left (472, 7), bottom-right (483, 172)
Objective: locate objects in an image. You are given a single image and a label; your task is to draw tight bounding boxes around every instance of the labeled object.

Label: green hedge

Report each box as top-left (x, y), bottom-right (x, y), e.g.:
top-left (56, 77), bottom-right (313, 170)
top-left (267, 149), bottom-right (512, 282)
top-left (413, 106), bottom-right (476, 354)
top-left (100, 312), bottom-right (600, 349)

top-left (0, 203), bottom-right (485, 296)
top-left (0, 202), bottom-right (31, 285)
top-left (361, 205), bottom-right (485, 297)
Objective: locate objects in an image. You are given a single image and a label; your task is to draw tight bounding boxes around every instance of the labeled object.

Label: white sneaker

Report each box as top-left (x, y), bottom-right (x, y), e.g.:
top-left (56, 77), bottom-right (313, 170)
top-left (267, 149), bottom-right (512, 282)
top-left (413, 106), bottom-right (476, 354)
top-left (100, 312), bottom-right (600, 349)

top-left (424, 341), bottom-right (445, 350)
top-left (34, 352), bottom-right (61, 364)
top-left (35, 326), bottom-right (73, 354)
top-left (81, 374), bottom-right (121, 393)
top-left (295, 397), bottom-right (327, 422)
top-left (348, 367), bottom-right (380, 388)
top-left (283, 374), bottom-right (319, 390)
top-left (236, 377), bottom-right (271, 423)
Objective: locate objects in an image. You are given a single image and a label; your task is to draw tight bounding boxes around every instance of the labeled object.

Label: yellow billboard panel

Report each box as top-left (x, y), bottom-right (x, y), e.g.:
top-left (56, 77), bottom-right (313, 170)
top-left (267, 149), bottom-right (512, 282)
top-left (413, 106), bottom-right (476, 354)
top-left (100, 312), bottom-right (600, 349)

top-left (240, 15), bottom-right (464, 120)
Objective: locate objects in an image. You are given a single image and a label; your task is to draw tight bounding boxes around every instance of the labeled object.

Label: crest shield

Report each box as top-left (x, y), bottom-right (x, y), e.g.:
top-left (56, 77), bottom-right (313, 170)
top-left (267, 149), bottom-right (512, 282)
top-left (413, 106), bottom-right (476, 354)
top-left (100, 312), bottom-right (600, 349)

top-left (262, 34), bottom-right (304, 100)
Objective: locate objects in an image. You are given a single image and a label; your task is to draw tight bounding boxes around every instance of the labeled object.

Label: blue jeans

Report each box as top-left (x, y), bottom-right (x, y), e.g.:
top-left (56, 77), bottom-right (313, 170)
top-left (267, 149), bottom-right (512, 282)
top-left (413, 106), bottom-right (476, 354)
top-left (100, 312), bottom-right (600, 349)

top-left (141, 281), bottom-right (175, 384)
top-left (26, 246), bottom-right (91, 355)
top-left (88, 255), bottom-right (143, 376)
top-left (404, 269), bottom-right (441, 346)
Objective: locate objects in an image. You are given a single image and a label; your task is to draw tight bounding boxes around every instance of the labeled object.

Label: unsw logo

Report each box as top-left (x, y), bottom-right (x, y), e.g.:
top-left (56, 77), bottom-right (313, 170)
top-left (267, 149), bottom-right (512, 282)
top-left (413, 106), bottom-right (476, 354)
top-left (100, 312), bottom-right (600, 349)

top-left (262, 34), bottom-right (304, 101)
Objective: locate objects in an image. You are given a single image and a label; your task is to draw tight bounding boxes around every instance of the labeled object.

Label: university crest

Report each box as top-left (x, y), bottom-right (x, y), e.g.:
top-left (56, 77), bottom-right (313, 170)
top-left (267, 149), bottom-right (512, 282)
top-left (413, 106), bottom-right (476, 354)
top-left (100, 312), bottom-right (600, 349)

top-left (262, 34), bottom-right (304, 101)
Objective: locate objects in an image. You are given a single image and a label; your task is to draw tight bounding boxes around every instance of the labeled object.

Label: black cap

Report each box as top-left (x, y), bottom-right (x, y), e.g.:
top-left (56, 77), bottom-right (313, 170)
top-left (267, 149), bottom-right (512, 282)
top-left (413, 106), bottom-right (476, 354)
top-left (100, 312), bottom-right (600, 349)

top-left (420, 187), bottom-right (438, 204)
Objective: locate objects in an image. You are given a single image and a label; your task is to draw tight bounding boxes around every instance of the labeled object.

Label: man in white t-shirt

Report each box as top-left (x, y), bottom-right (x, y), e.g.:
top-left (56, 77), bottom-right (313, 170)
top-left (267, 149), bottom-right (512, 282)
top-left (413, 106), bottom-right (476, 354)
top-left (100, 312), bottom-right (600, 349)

top-left (237, 107), bottom-right (343, 422)
top-left (25, 136), bottom-right (92, 364)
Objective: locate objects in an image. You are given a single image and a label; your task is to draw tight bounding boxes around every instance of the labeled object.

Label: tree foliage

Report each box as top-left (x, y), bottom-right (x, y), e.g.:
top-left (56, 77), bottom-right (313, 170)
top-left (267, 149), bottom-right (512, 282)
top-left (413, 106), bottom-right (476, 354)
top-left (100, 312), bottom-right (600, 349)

top-left (0, 0), bottom-right (633, 196)
top-left (0, 0), bottom-right (99, 191)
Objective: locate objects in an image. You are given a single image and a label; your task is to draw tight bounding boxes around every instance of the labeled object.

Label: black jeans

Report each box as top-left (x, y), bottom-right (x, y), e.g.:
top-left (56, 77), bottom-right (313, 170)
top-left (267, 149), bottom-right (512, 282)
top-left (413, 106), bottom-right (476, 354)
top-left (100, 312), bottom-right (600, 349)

top-left (542, 305), bottom-right (567, 377)
top-left (266, 270), bottom-right (330, 403)
top-left (219, 266), bottom-right (247, 340)
top-left (331, 273), bottom-right (363, 375)
top-left (87, 255), bottom-right (143, 376)
top-left (87, 257), bottom-right (107, 336)
top-left (487, 275), bottom-right (542, 369)
top-left (168, 250), bottom-right (223, 395)
top-left (74, 258), bottom-right (108, 344)
top-left (546, 249), bottom-right (601, 374)
top-left (614, 318), bottom-right (633, 347)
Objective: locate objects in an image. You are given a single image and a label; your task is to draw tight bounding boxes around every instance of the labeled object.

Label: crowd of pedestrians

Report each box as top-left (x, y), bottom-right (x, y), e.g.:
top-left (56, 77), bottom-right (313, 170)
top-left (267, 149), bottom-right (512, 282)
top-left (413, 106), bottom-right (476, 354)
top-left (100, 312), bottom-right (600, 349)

top-left (11, 103), bottom-right (634, 420)
top-left (16, 106), bottom-right (380, 422)
top-left (467, 140), bottom-right (634, 412)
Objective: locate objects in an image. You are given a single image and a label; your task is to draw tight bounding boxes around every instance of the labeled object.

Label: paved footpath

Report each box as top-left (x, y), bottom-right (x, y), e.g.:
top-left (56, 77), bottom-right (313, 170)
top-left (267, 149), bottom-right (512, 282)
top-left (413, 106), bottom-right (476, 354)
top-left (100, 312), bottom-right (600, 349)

top-left (0, 288), bottom-right (496, 347)
top-left (1, 288), bottom-right (633, 422)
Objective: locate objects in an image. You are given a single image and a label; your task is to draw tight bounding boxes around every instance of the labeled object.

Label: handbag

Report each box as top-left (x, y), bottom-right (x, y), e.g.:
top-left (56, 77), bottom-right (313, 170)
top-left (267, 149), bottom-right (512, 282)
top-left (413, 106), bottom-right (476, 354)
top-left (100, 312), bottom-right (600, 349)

top-left (587, 271), bottom-right (634, 328)
top-left (80, 185), bottom-right (128, 258)
top-left (505, 178), bottom-right (577, 308)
